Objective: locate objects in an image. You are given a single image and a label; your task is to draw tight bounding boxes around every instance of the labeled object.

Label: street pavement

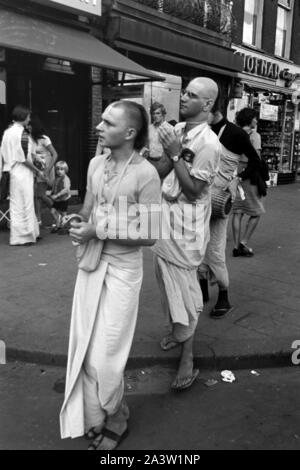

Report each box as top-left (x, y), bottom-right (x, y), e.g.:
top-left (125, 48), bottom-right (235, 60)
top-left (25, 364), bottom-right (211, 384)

top-left (0, 183), bottom-right (300, 370)
top-left (0, 361), bottom-right (300, 450)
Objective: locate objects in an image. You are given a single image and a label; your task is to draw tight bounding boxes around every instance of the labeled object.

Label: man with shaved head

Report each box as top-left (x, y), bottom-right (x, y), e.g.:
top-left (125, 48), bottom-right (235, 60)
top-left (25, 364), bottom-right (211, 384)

top-left (60, 100), bottom-right (161, 449)
top-left (151, 77), bottom-right (221, 390)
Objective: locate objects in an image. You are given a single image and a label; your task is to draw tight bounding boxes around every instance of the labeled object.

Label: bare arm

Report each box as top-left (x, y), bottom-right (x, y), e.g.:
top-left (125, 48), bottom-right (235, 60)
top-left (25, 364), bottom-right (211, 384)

top-left (69, 220), bottom-right (157, 247)
top-left (173, 159), bottom-right (207, 201)
top-left (21, 130), bottom-right (42, 176)
top-left (77, 190), bottom-right (94, 222)
top-left (148, 153), bottom-right (173, 179)
top-left (46, 144), bottom-right (58, 174)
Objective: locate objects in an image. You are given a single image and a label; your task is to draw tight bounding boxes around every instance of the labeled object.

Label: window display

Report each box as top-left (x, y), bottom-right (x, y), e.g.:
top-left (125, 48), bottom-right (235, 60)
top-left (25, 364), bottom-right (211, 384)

top-left (293, 130), bottom-right (300, 175)
top-left (228, 87), bottom-right (297, 183)
top-left (253, 96), bottom-right (295, 173)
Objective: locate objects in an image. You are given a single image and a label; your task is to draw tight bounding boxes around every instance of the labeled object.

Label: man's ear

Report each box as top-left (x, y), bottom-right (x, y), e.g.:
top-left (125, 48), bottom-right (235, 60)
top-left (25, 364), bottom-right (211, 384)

top-left (125, 127), bottom-right (137, 142)
top-left (204, 99), bottom-right (214, 112)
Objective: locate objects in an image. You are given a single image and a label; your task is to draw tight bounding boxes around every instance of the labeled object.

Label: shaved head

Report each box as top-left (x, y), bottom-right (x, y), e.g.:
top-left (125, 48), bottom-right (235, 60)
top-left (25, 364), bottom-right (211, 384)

top-left (99, 100), bottom-right (149, 151)
top-left (190, 77), bottom-right (219, 103)
top-left (180, 77), bottom-right (220, 121)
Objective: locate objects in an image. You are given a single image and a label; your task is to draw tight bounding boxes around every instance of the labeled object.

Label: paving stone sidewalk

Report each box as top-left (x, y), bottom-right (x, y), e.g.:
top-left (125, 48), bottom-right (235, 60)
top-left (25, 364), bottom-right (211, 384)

top-left (0, 183), bottom-right (299, 370)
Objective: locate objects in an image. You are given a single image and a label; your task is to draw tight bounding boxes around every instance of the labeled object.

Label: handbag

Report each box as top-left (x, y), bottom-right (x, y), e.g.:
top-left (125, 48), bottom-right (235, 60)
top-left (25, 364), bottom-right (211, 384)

top-left (77, 237), bottom-right (104, 272)
top-left (211, 187), bottom-right (232, 219)
top-left (76, 153), bottom-right (135, 272)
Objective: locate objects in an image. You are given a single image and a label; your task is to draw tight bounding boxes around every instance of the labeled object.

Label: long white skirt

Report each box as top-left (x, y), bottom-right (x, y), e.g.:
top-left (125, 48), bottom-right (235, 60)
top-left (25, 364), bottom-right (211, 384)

top-left (60, 259), bottom-right (143, 439)
top-left (9, 163), bottom-right (39, 245)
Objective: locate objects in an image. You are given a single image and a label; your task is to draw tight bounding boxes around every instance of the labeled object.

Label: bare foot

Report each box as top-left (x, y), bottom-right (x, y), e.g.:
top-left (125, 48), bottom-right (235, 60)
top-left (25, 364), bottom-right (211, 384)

top-left (172, 356), bottom-right (194, 389)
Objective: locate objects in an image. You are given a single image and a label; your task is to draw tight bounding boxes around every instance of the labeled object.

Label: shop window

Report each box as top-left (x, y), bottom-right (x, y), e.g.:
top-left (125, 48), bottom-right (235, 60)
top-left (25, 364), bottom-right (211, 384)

top-left (275, 1), bottom-right (294, 59)
top-left (43, 58), bottom-right (74, 75)
top-left (229, 89), bottom-right (297, 176)
top-left (243, 0), bottom-right (263, 48)
top-left (0, 80), bottom-right (6, 105)
top-left (253, 94), bottom-right (296, 174)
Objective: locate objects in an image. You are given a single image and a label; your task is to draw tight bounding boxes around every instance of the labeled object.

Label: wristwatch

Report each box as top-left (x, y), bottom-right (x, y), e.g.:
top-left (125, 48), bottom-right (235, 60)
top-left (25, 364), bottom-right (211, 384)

top-left (171, 155), bottom-right (180, 163)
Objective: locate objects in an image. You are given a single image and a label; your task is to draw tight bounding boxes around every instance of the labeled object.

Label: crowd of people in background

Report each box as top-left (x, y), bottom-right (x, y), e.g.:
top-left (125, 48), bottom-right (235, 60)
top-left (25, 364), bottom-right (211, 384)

top-left (0, 80), bottom-right (270, 450)
top-left (0, 106), bottom-right (71, 244)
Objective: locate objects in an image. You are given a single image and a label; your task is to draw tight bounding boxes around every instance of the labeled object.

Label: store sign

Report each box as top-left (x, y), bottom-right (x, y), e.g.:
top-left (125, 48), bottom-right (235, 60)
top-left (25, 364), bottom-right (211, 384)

top-left (260, 103), bottom-right (278, 122)
top-left (237, 52), bottom-right (300, 87)
top-left (239, 53), bottom-right (280, 80)
top-left (280, 69), bottom-right (300, 87)
top-left (44, 0), bottom-right (102, 16)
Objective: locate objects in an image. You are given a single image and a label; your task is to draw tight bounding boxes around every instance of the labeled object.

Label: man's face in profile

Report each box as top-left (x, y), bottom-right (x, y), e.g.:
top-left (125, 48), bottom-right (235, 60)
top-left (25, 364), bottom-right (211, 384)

top-left (97, 105), bottom-right (130, 150)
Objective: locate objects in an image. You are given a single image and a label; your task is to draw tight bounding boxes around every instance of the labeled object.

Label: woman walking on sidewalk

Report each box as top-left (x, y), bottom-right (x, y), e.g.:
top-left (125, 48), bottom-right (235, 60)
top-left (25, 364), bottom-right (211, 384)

top-left (232, 108), bottom-right (268, 257)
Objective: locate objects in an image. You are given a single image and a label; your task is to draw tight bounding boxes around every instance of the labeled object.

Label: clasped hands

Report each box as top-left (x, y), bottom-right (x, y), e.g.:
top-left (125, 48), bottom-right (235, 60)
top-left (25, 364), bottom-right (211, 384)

top-left (157, 124), bottom-right (181, 160)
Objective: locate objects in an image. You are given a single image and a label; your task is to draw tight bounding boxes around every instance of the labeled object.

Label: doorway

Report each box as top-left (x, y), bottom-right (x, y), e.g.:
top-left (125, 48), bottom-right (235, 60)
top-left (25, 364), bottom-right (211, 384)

top-left (6, 50), bottom-right (89, 194)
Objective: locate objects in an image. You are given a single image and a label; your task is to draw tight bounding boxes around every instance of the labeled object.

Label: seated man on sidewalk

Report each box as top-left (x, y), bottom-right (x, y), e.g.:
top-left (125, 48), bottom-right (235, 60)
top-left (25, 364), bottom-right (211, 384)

top-left (198, 106), bottom-right (262, 318)
top-left (60, 100), bottom-right (161, 450)
top-left (151, 77), bottom-right (221, 390)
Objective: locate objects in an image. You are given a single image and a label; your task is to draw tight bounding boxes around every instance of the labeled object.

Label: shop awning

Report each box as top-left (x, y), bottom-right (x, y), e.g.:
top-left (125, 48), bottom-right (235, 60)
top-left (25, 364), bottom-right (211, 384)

top-left (238, 75), bottom-right (296, 95)
top-left (0, 8), bottom-right (162, 80)
top-left (115, 41), bottom-right (241, 79)
top-left (114, 16), bottom-right (243, 77)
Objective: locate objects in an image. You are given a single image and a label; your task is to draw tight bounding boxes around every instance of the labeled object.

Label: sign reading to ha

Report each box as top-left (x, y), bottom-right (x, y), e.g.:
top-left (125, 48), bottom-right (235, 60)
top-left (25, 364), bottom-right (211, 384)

top-left (47, 0), bottom-right (102, 17)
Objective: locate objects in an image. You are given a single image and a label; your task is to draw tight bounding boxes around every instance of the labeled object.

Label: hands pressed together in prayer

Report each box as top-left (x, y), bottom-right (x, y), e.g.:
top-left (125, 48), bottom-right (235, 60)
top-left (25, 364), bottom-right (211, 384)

top-left (157, 123), bottom-right (181, 159)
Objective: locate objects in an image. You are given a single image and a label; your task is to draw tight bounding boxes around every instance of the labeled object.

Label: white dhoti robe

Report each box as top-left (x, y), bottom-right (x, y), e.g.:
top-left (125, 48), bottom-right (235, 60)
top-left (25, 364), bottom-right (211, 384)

top-left (0, 122), bottom-right (39, 245)
top-left (154, 255), bottom-right (201, 342)
top-left (9, 163), bottom-right (39, 245)
top-left (60, 259), bottom-right (143, 439)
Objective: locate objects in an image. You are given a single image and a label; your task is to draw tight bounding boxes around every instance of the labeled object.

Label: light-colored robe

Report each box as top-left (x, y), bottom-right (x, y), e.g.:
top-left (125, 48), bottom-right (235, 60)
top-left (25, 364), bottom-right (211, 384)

top-left (153, 122), bottom-right (221, 339)
top-left (1, 122), bottom-right (39, 245)
top-left (60, 153), bottom-right (161, 439)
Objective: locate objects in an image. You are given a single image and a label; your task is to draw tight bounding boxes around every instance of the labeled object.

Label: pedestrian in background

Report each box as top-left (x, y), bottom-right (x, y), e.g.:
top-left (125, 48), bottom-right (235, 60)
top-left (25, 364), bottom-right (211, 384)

top-left (29, 115), bottom-right (58, 226)
top-left (148, 102), bottom-right (174, 160)
top-left (198, 104), bottom-right (262, 318)
top-left (0, 105), bottom-right (40, 245)
top-left (49, 161), bottom-right (71, 232)
top-left (232, 108), bottom-right (267, 257)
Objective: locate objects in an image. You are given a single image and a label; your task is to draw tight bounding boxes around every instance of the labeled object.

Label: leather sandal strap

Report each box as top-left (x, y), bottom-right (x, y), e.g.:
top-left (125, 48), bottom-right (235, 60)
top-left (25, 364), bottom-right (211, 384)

top-left (101, 427), bottom-right (123, 442)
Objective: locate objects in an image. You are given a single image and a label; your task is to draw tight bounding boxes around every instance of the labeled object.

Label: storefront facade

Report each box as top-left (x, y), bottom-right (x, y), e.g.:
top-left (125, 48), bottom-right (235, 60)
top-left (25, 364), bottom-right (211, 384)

top-left (104, 0), bottom-right (243, 121)
top-left (228, 45), bottom-right (300, 185)
top-left (0, 0), bottom-right (158, 197)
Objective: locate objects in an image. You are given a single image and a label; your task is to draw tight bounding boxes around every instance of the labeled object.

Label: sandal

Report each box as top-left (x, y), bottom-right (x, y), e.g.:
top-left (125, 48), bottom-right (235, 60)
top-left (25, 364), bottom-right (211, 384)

top-left (88, 426), bottom-right (129, 451)
top-left (171, 369), bottom-right (200, 391)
